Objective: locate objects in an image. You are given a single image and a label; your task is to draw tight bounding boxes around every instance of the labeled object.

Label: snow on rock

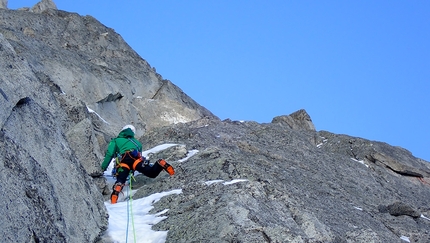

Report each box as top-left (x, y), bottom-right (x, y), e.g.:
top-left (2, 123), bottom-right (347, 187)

top-left (205, 180), bottom-right (225, 186)
top-left (103, 189), bottom-right (182, 243)
top-left (421, 214), bottom-right (430, 221)
top-left (351, 158), bottom-right (369, 167)
top-left (142, 144), bottom-right (179, 157)
top-left (179, 149), bottom-right (199, 162)
top-left (400, 235), bottom-right (410, 242)
top-left (204, 179), bottom-right (249, 186)
top-left (87, 106), bottom-right (109, 124)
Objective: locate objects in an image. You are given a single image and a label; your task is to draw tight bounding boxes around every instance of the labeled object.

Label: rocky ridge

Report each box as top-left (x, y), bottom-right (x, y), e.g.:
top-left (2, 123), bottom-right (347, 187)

top-left (131, 114), bottom-right (430, 243)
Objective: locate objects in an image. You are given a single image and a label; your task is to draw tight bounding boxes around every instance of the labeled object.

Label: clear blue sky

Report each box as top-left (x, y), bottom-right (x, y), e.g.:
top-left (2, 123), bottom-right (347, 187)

top-left (9, 1), bottom-right (430, 162)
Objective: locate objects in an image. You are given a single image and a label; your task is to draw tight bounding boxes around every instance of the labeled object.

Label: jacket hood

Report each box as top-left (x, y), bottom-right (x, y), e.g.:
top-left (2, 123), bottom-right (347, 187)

top-left (117, 128), bottom-right (135, 138)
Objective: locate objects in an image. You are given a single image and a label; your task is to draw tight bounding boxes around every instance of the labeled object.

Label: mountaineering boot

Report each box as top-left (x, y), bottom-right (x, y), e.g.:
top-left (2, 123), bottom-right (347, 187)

top-left (110, 182), bottom-right (124, 204)
top-left (157, 159), bottom-right (175, 176)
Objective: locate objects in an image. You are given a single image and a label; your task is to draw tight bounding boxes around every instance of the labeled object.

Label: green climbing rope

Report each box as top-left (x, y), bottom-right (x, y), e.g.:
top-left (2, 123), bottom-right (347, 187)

top-left (125, 172), bottom-right (136, 243)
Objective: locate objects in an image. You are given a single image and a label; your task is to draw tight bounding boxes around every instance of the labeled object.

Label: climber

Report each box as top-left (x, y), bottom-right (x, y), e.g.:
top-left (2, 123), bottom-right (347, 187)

top-left (101, 125), bottom-right (175, 204)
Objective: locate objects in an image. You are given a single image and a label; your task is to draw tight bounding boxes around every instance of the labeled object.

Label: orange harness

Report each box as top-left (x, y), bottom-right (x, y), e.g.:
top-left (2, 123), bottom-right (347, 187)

top-left (118, 151), bottom-right (143, 171)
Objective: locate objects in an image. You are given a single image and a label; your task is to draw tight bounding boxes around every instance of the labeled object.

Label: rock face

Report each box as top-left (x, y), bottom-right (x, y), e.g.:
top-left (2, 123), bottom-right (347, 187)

top-left (0, 5), bottom-right (108, 242)
top-left (1, 2), bottom-right (430, 243)
top-left (0, 1), bottom-right (215, 242)
top-left (133, 117), bottom-right (430, 243)
top-left (0, 2), bottom-right (217, 191)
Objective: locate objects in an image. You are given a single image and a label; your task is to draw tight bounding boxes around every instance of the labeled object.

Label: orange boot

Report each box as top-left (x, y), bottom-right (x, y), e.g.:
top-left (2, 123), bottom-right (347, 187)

top-left (157, 159), bottom-right (175, 176)
top-left (110, 182), bottom-right (124, 204)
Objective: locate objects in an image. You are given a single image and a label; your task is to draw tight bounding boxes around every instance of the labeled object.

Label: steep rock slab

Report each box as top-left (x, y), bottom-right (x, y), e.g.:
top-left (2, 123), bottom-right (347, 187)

top-left (0, 95), bottom-right (108, 242)
top-left (0, 33), bottom-right (39, 129)
top-left (0, 8), bottom-right (216, 136)
top-left (0, 6), bottom-right (217, 189)
top-left (0, 13), bottom-right (108, 241)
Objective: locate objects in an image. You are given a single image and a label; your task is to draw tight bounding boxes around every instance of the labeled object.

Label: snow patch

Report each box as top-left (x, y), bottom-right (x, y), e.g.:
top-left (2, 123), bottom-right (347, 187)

top-left (87, 106), bottom-right (109, 124)
top-left (204, 179), bottom-right (249, 186)
top-left (104, 189), bottom-right (182, 243)
top-left (179, 149), bottom-right (199, 162)
top-left (223, 179), bottom-right (248, 185)
top-left (142, 144), bottom-right (179, 157)
top-left (421, 214), bottom-right (430, 221)
top-left (400, 235), bottom-right (410, 242)
top-left (316, 138), bottom-right (327, 148)
top-left (351, 158), bottom-right (369, 167)
top-left (205, 180), bottom-right (225, 186)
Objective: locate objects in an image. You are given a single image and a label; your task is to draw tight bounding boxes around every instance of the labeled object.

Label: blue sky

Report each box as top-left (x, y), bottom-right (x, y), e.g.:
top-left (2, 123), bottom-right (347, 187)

top-left (9, 1), bottom-right (429, 162)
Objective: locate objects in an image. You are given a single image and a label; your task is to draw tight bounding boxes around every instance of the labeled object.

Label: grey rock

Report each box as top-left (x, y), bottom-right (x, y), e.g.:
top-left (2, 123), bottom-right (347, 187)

top-left (0, 8), bottom-right (215, 137)
top-left (31, 0), bottom-right (57, 13)
top-left (272, 109), bottom-right (316, 131)
top-left (0, 17), bottom-right (108, 241)
top-left (0, 6), bottom-right (216, 194)
top-left (387, 201), bottom-right (421, 218)
top-left (0, 6), bottom-right (215, 242)
top-left (0, 98), bottom-right (108, 242)
top-left (134, 118), bottom-right (430, 242)
top-left (65, 118), bottom-right (104, 177)
top-left (367, 152), bottom-right (430, 178)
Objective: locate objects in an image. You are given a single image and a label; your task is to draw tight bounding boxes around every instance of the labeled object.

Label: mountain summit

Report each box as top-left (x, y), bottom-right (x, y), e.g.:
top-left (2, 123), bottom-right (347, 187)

top-left (0, 1), bottom-right (429, 242)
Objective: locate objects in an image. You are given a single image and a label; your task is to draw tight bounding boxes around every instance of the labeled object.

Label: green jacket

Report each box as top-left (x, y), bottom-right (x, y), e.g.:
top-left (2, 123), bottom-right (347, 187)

top-left (101, 128), bottom-right (142, 171)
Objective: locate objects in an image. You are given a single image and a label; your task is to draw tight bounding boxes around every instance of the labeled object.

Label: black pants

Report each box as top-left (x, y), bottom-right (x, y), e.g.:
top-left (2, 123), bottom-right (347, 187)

top-left (116, 153), bottom-right (164, 184)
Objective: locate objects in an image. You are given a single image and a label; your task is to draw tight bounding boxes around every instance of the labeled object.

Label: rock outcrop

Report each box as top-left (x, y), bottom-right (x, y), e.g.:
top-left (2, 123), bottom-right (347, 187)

top-left (31, 0), bottom-right (57, 13)
top-left (272, 109), bottom-right (316, 131)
